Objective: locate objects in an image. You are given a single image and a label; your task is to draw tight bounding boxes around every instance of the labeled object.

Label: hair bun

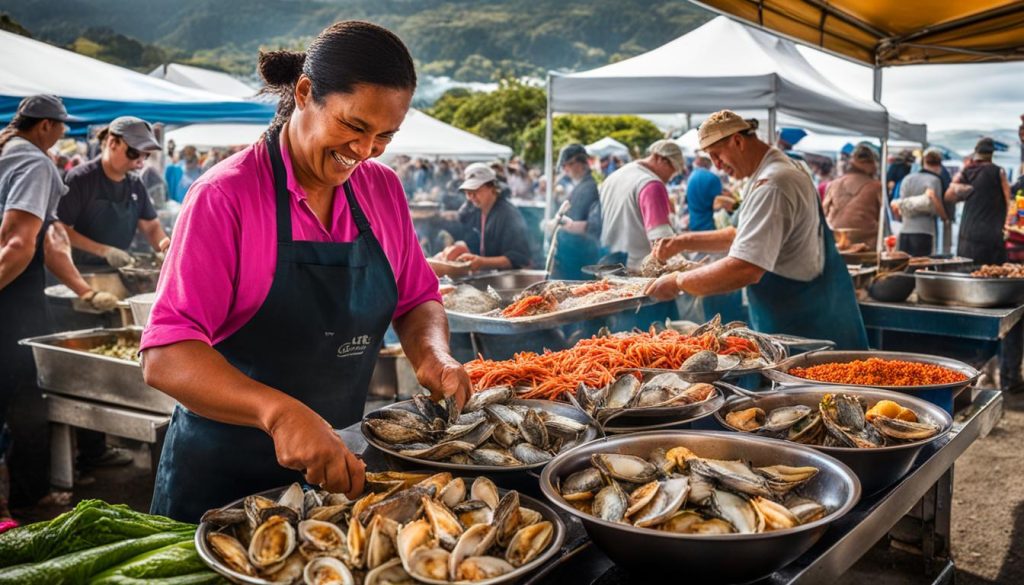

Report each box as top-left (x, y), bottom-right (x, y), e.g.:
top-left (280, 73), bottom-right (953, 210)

top-left (746, 118), bottom-right (760, 131)
top-left (258, 50), bottom-right (306, 87)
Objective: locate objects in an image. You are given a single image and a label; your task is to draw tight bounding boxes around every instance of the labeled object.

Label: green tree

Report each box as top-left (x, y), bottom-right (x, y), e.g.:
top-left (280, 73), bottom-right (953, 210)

top-left (429, 79), bottom-right (546, 155)
top-left (520, 114), bottom-right (663, 165)
top-left (0, 12), bottom-right (31, 37)
top-left (428, 87), bottom-right (475, 124)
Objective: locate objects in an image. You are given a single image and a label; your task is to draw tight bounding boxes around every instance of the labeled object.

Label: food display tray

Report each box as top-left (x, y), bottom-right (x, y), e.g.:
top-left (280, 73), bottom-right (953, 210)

top-left (914, 271), bottom-right (1024, 308)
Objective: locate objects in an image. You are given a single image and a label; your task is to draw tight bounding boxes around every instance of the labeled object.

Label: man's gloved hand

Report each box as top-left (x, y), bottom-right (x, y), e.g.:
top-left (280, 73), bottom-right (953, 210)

top-left (81, 290), bottom-right (120, 312)
top-left (103, 247), bottom-right (134, 268)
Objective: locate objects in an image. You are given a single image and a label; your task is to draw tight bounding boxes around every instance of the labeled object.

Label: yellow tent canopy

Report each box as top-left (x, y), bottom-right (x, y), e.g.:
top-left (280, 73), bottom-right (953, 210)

top-left (692, 0), bottom-right (1024, 66)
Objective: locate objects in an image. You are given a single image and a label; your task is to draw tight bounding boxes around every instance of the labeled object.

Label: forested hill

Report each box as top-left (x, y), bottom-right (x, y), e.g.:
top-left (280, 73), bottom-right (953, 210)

top-left (0, 0), bottom-right (711, 80)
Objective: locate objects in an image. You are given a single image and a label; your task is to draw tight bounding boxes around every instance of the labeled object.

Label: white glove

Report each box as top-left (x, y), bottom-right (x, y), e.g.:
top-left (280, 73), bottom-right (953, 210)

top-left (81, 290), bottom-right (120, 312)
top-left (104, 247), bottom-right (134, 268)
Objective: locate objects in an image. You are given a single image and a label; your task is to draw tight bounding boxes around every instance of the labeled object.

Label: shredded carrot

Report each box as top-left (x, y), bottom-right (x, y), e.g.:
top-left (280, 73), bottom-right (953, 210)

top-left (465, 329), bottom-right (759, 400)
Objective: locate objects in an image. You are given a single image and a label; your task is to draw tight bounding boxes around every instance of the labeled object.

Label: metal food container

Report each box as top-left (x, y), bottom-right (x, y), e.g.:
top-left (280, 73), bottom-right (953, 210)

top-left (914, 271), bottom-right (1024, 307)
top-left (19, 327), bottom-right (175, 415)
top-left (456, 269), bottom-right (549, 302)
top-left (714, 385), bottom-right (953, 495)
top-left (764, 350), bottom-right (980, 414)
top-left (540, 430), bottom-right (860, 584)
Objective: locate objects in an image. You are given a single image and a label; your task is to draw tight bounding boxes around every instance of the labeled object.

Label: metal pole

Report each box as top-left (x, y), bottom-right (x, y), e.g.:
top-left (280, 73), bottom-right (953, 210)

top-left (767, 108), bottom-right (777, 147)
top-left (544, 73), bottom-right (555, 222)
top-left (873, 67), bottom-right (888, 254)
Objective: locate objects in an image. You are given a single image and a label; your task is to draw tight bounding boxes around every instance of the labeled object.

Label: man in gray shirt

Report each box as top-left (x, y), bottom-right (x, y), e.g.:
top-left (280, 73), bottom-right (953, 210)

top-left (891, 149), bottom-right (948, 257)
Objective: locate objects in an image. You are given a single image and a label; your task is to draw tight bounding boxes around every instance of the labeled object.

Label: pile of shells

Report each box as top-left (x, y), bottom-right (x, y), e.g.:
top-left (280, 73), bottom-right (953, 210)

top-left (556, 445), bottom-right (827, 535)
top-left (571, 373), bottom-right (717, 420)
top-left (203, 472), bottom-right (557, 584)
top-left (725, 394), bottom-right (941, 448)
top-left (364, 388), bottom-right (591, 467)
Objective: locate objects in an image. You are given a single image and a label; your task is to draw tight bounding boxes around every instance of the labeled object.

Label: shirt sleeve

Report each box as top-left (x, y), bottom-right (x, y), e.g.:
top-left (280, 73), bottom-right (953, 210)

top-left (387, 174), bottom-right (442, 319)
top-left (136, 180), bottom-right (158, 221)
top-left (729, 184), bottom-right (787, 272)
top-left (5, 159), bottom-right (62, 221)
top-left (637, 181), bottom-right (672, 235)
top-left (140, 181), bottom-right (242, 350)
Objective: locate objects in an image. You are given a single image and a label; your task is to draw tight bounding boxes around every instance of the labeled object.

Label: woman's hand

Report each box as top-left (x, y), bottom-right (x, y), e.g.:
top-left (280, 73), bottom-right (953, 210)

top-left (415, 353), bottom-right (472, 414)
top-left (265, 401), bottom-right (365, 498)
top-left (644, 273), bottom-right (682, 301)
top-left (442, 242), bottom-right (470, 262)
top-left (456, 253), bottom-right (486, 272)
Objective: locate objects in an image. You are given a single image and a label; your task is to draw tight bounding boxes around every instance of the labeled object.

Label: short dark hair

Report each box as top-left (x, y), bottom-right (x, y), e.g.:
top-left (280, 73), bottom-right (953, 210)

top-left (259, 21), bottom-right (417, 138)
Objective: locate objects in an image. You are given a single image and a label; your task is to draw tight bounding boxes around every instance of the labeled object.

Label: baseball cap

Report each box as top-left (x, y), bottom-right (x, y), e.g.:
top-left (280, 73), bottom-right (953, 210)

top-left (16, 94), bottom-right (81, 122)
top-left (558, 143), bottom-right (588, 167)
top-left (458, 162), bottom-right (497, 191)
top-left (974, 137), bottom-right (995, 155)
top-left (648, 139), bottom-right (685, 173)
top-left (108, 116), bottom-right (161, 152)
top-left (699, 110), bottom-right (755, 150)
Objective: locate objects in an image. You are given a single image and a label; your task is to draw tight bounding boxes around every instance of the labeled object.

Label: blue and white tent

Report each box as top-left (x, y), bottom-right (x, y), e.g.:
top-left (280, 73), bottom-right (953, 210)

top-left (0, 31), bottom-right (274, 128)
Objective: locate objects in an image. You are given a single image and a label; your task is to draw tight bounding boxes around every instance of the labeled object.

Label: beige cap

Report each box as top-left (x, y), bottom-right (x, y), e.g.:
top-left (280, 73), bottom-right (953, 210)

top-left (647, 139), bottom-right (685, 173)
top-left (698, 110), bottom-right (755, 150)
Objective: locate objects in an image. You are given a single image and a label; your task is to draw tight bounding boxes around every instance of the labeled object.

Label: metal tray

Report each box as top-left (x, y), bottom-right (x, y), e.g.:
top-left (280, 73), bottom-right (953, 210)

top-left (455, 269), bottom-right (549, 302)
top-left (362, 398), bottom-right (600, 472)
top-left (196, 484), bottom-right (566, 585)
top-left (601, 393), bottom-right (724, 434)
top-left (764, 350), bottom-right (980, 393)
top-left (447, 294), bottom-right (655, 334)
top-left (914, 271), bottom-right (1024, 307)
top-left (19, 327), bottom-right (176, 415)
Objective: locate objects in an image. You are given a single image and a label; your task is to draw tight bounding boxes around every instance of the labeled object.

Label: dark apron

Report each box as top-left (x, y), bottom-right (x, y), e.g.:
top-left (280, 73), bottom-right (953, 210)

top-left (0, 225), bottom-right (51, 504)
top-left (551, 230), bottom-right (600, 281)
top-left (746, 205), bottom-right (868, 350)
top-left (150, 129), bottom-right (399, 522)
top-left (71, 183), bottom-right (142, 266)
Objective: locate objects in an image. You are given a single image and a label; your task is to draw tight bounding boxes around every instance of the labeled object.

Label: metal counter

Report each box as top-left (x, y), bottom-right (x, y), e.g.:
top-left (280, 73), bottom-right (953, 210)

top-left (339, 388), bottom-right (1002, 585)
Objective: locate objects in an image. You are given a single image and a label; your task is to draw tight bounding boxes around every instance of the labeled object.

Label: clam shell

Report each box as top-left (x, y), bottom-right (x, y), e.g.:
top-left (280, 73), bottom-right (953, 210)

top-left (297, 519), bottom-right (346, 552)
top-left (592, 453), bottom-right (658, 483)
top-left (455, 556), bottom-right (516, 581)
top-left (423, 496), bottom-right (464, 550)
top-left (624, 481), bottom-right (660, 518)
top-left (592, 481), bottom-right (627, 523)
top-left (365, 557), bottom-right (414, 585)
top-left (604, 375), bottom-right (641, 409)
top-left (492, 491), bottom-right (522, 547)
top-left (407, 547), bottom-right (450, 581)
top-left (632, 476), bottom-right (689, 528)
top-left (505, 520), bottom-right (553, 567)
top-left (709, 489), bottom-right (764, 534)
top-left (303, 555), bottom-right (354, 585)
top-left (248, 515), bottom-right (296, 570)
top-left (438, 477), bottom-right (467, 509)
top-left (366, 515), bottom-right (400, 570)
top-left (470, 477), bottom-right (500, 510)
top-left (208, 532), bottom-right (256, 576)
top-left (449, 523), bottom-right (497, 578)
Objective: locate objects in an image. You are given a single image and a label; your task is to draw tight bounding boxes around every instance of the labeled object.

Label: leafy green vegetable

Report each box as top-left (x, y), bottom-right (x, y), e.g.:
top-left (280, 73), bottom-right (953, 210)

top-left (0, 531), bottom-right (192, 585)
top-left (86, 573), bottom-right (227, 585)
top-left (89, 541), bottom-right (207, 583)
top-left (0, 500), bottom-right (194, 568)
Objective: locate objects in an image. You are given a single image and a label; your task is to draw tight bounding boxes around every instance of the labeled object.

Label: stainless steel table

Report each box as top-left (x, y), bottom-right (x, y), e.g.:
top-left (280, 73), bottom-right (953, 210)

top-left (342, 388), bottom-right (1002, 585)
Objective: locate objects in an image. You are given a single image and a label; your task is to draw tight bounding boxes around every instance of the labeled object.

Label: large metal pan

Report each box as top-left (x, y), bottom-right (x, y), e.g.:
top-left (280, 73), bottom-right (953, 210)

top-left (361, 398), bottom-right (599, 473)
top-left (764, 350), bottom-right (979, 413)
top-left (915, 271), bottom-right (1024, 307)
top-left (714, 384), bottom-right (953, 495)
top-left (539, 430), bottom-right (860, 584)
top-left (196, 483), bottom-right (565, 585)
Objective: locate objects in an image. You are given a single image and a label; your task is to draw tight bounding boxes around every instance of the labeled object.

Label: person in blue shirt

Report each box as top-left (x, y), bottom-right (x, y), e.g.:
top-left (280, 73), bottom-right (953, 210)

top-left (686, 155), bottom-right (722, 231)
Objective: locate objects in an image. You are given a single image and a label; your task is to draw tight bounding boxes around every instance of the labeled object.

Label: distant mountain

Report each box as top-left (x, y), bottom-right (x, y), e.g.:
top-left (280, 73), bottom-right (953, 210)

top-left (0, 0), bottom-right (712, 80)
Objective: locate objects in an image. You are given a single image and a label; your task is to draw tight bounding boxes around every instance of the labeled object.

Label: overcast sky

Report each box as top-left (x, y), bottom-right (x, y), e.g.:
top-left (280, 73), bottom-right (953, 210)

top-left (797, 46), bottom-right (1024, 132)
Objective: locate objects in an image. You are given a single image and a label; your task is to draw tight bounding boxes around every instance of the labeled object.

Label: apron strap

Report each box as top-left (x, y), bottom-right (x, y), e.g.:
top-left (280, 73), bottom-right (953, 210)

top-left (266, 127), bottom-right (294, 243)
top-left (343, 180), bottom-right (373, 235)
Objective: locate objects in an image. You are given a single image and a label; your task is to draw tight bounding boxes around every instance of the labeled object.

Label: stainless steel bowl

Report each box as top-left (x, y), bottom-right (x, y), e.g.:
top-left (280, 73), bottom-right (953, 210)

top-left (196, 484), bottom-right (565, 585)
top-left (361, 398), bottom-right (599, 472)
top-left (539, 430), bottom-right (860, 584)
top-left (714, 385), bottom-right (953, 494)
top-left (915, 271), bottom-right (1024, 307)
top-left (764, 350), bottom-right (979, 394)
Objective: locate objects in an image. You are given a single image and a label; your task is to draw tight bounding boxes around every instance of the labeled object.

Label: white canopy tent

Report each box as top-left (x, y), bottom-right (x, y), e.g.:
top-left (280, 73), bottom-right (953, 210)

top-left (543, 15), bottom-right (927, 217)
top-left (166, 109), bottom-right (513, 160)
top-left (585, 137), bottom-right (630, 159)
top-left (149, 63), bottom-right (258, 99)
top-left (0, 30), bottom-right (274, 126)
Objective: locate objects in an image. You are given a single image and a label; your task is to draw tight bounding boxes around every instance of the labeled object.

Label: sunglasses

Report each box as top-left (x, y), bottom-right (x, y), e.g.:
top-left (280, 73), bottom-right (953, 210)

top-left (115, 136), bottom-right (149, 161)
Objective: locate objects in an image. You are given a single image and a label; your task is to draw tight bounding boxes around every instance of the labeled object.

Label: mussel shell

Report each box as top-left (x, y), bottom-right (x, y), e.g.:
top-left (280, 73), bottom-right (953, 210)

top-left (464, 386), bottom-right (514, 413)
top-left (560, 467), bottom-right (603, 500)
top-left (632, 476), bottom-right (689, 528)
top-left (708, 489), bottom-right (764, 534)
top-left (604, 375), bottom-right (641, 409)
top-left (208, 532), bottom-right (256, 576)
top-left (591, 481), bottom-right (628, 523)
top-left (681, 350), bottom-right (718, 372)
top-left (591, 453), bottom-right (658, 483)
top-left (870, 415), bottom-right (940, 441)
top-left (512, 442), bottom-right (553, 465)
top-left (689, 458), bottom-right (773, 499)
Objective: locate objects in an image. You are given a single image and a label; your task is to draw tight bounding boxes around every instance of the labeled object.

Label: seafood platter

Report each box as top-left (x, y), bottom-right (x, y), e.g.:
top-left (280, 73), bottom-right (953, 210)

top-left (715, 384), bottom-right (953, 494)
top-left (362, 388), bottom-right (599, 471)
top-left (443, 278), bottom-right (657, 334)
top-left (764, 350), bottom-right (980, 413)
top-left (197, 473), bottom-right (565, 585)
top-left (540, 431), bottom-right (860, 583)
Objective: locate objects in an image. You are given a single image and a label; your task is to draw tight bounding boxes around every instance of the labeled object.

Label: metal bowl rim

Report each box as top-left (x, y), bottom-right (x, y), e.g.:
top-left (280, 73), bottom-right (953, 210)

top-left (601, 394), bottom-right (724, 433)
top-left (539, 429), bottom-right (861, 542)
top-left (713, 384), bottom-right (953, 453)
top-left (767, 350), bottom-right (980, 392)
top-left (196, 484), bottom-right (565, 585)
top-left (361, 398), bottom-right (599, 472)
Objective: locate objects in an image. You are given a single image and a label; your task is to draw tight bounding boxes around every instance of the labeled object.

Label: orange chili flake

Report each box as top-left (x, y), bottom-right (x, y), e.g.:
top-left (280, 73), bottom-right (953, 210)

top-left (789, 358), bottom-right (967, 386)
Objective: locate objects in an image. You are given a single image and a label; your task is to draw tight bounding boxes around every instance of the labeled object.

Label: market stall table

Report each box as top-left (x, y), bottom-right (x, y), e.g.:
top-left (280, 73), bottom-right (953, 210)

top-left (337, 387), bottom-right (1001, 585)
top-left (859, 298), bottom-right (1024, 391)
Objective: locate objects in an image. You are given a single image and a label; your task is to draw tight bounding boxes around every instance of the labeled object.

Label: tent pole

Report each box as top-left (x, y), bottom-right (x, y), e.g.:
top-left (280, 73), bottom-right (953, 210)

top-left (873, 67), bottom-right (888, 254)
top-left (544, 73), bottom-right (554, 222)
top-left (767, 108), bottom-right (777, 147)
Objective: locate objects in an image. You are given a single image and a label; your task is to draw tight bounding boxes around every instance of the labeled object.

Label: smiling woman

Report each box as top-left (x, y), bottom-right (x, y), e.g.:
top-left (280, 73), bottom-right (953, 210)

top-left (138, 21), bottom-right (472, 523)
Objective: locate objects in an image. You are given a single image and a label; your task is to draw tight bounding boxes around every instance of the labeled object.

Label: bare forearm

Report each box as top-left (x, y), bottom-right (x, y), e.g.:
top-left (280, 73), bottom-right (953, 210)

top-left (481, 256), bottom-right (512, 270)
top-left (677, 257), bottom-right (763, 296)
top-left (393, 300), bottom-right (453, 370)
top-left (142, 340), bottom-right (300, 433)
top-left (0, 239), bottom-right (35, 290)
top-left (561, 220), bottom-right (588, 235)
top-left (44, 223), bottom-right (91, 296)
top-left (676, 227), bottom-right (736, 254)
top-left (67, 226), bottom-right (111, 256)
